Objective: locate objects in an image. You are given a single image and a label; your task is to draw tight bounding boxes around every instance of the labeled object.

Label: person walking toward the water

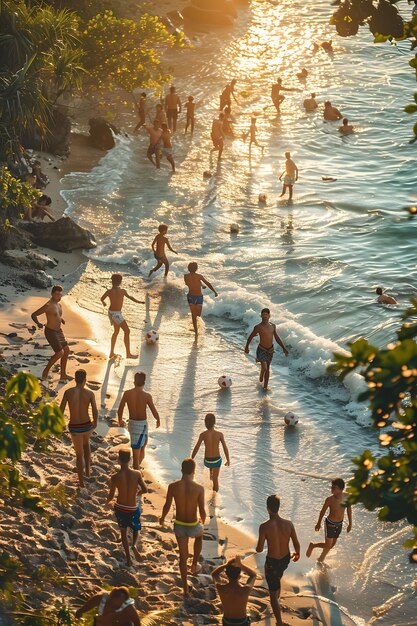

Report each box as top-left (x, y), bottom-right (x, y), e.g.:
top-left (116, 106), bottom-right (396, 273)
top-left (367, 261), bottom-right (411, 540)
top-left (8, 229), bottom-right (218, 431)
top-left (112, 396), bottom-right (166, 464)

top-left (212, 555), bottom-right (257, 626)
top-left (185, 96), bottom-right (196, 134)
top-left (324, 100), bottom-right (342, 121)
top-left (256, 495), bottom-right (300, 626)
top-left (303, 92), bottom-right (318, 111)
top-left (160, 458), bottom-right (206, 596)
top-left (134, 92), bottom-right (147, 132)
top-left (148, 224), bottom-right (178, 278)
top-left (184, 262), bottom-right (218, 334)
top-left (191, 413), bottom-right (230, 492)
top-left (339, 118), bottom-right (355, 134)
top-left (118, 371), bottom-right (160, 470)
top-left (211, 112), bottom-right (225, 161)
top-left (160, 123), bottom-right (176, 172)
top-left (306, 477), bottom-right (352, 563)
top-left (165, 85), bottom-right (182, 132)
top-left (101, 273), bottom-right (143, 360)
top-left (244, 117), bottom-right (264, 152)
top-left (279, 151), bottom-right (298, 201)
top-left (31, 284), bottom-right (70, 382)
top-left (60, 369), bottom-right (98, 488)
top-left (220, 78), bottom-right (238, 110)
top-left (144, 120), bottom-right (162, 169)
top-left (245, 308), bottom-right (288, 390)
top-left (107, 449), bottom-right (148, 567)
top-left (271, 77), bottom-right (300, 111)
top-left (376, 287), bottom-right (397, 305)
top-left (75, 587), bottom-right (141, 625)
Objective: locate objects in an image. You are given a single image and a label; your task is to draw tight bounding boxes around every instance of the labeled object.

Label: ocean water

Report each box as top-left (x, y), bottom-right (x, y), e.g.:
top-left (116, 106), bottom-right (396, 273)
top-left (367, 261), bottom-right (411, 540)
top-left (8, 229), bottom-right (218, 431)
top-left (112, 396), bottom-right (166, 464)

top-left (61, 0), bottom-right (417, 623)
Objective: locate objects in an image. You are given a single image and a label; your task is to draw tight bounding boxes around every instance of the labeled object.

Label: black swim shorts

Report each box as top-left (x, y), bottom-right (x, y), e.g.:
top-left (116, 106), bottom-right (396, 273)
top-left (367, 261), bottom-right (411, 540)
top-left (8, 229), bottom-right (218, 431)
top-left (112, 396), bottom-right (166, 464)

top-left (265, 554), bottom-right (291, 592)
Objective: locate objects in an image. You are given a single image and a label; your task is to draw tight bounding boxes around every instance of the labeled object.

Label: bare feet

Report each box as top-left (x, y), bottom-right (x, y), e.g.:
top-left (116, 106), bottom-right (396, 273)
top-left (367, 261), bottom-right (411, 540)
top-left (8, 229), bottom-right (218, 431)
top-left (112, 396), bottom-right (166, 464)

top-left (132, 546), bottom-right (141, 562)
top-left (306, 542), bottom-right (314, 558)
top-left (126, 353), bottom-right (138, 359)
top-left (109, 353), bottom-right (116, 360)
top-left (190, 562), bottom-right (202, 575)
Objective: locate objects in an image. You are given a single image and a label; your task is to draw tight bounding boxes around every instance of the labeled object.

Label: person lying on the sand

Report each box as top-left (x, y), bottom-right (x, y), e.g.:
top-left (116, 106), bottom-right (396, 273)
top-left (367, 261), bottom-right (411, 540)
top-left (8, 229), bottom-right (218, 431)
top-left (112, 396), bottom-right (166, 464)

top-left (160, 458), bottom-right (206, 596)
top-left (60, 369), bottom-right (98, 488)
top-left (212, 555), bottom-right (257, 626)
top-left (191, 412), bottom-right (230, 492)
top-left (107, 449), bottom-right (148, 567)
top-left (376, 286), bottom-right (397, 305)
top-left (31, 284), bottom-right (70, 382)
top-left (75, 586), bottom-right (141, 625)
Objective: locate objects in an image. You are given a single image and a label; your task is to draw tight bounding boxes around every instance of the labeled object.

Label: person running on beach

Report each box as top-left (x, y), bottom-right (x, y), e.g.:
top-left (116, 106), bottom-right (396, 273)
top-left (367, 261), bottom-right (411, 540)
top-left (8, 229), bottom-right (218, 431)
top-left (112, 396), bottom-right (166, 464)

top-left (165, 85), bottom-right (182, 132)
top-left (31, 285), bottom-right (70, 382)
top-left (339, 117), bottom-right (355, 135)
top-left (184, 262), bottom-right (218, 334)
top-left (323, 100), bottom-right (342, 121)
top-left (303, 92), bottom-right (318, 111)
top-left (60, 369), bottom-right (98, 488)
top-left (160, 458), bottom-right (206, 596)
top-left (144, 120), bottom-right (162, 169)
top-left (118, 371), bottom-right (160, 470)
top-left (376, 286), bottom-right (397, 305)
top-left (191, 413), bottom-right (230, 492)
top-left (212, 555), bottom-right (257, 626)
top-left (101, 274), bottom-right (143, 360)
top-left (256, 495), bottom-right (300, 626)
top-left (185, 96), bottom-right (196, 134)
top-left (154, 103), bottom-right (167, 127)
top-left (220, 78), bottom-right (238, 111)
top-left (271, 77), bottom-right (300, 112)
top-left (306, 478), bottom-right (352, 563)
top-left (75, 586), bottom-right (141, 625)
top-left (134, 92), bottom-right (147, 132)
top-left (211, 112), bottom-right (225, 161)
top-left (160, 123), bottom-right (176, 172)
top-left (279, 151), bottom-right (298, 200)
top-left (148, 224), bottom-right (178, 278)
top-left (245, 308), bottom-right (288, 390)
top-left (243, 117), bottom-right (264, 152)
top-left (222, 105), bottom-right (236, 138)
top-left (107, 449), bottom-right (148, 566)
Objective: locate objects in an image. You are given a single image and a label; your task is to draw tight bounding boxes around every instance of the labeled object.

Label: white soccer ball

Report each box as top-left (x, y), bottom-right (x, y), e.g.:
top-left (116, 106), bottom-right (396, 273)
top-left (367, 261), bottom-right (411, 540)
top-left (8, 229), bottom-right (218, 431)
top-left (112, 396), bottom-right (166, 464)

top-left (284, 411), bottom-right (299, 427)
top-left (218, 375), bottom-right (232, 388)
top-left (145, 329), bottom-right (159, 344)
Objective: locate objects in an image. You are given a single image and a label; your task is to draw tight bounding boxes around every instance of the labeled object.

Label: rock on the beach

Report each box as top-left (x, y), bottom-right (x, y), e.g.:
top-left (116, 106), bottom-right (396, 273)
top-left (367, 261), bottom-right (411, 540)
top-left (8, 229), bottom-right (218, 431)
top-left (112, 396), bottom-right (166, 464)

top-left (21, 216), bottom-right (96, 252)
top-left (2, 249), bottom-right (58, 271)
top-left (22, 270), bottom-right (53, 289)
top-left (89, 117), bottom-right (120, 150)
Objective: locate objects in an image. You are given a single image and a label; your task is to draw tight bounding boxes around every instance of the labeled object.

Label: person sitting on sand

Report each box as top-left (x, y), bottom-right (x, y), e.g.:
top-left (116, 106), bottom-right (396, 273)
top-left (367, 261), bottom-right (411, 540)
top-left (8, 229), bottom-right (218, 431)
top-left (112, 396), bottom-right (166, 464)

top-left (160, 123), bottom-right (176, 173)
top-left (134, 92), bottom-right (147, 132)
top-left (60, 369), bottom-right (98, 488)
top-left (31, 160), bottom-right (49, 189)
top-left (75, 586), bottom-right (141, 625)
top-left (324, 100), bottom-right (342, 121)
top-left (184, 261), bottom-right (218, 334)
top-left (256, 495), bottom-right (300, 626)
top-left (306, 477), bottom-right (352, 563)
top-left (191, 413), bottom-right (230, 492)
top-left (279, 151), bottom-right (298, 201)
top-left (376, 286), bottom-right (397, 305)
top-left (185, 95), bottom-right (196, 134)
top-left (31, 284), bottom-right (70, 382)
top-left (32, 195), bottom-right (55, 221)
top-left (303, 92), bottom-right (318, 111)
top-left (211, 112), bottom-right (225, 161)
top-left (100, 273), bottom-right (143, 360)
top-left (148, 223), bottom-right (178, 278)
top-left (245, 308), bottom-right (288, 391)
top-left (339, 117), bottom-right (354, 134)
top-left (243, 117), bottom-right (264, 153)
top-left (107, 449), bottom-right (148, 567)
top-left (144, 119), bottom-right (163, 169)
top-left (212, 555), bottom-right (257, 626)
top-left (160, 458), bottom-right (206, 596)
top-left (118, 371), bottom-right (160, 470)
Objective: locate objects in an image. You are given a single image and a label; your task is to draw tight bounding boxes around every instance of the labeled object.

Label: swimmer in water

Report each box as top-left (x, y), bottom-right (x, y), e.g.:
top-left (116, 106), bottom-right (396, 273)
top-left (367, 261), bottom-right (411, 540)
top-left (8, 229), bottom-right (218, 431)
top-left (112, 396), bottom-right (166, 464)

top-left (324, 101), bottom-right (342, 121)
top-left (339, 118), bottom-right (355, 135)
top-left (376, 287), bottom-right (397, 304)
top-left (245, 308), bottom-right (288, 390)
top-left (279, 151), bottom-right (298, 200)
top-left (303, 93), bottom-right (318, 111)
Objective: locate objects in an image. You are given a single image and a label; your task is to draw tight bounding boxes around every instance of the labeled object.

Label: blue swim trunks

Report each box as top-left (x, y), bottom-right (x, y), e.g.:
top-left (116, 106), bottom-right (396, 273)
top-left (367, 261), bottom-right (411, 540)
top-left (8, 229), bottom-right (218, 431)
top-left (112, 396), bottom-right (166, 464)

top-left (114, 504), bottom-right (141, 531)
top-left (187, 294), bottom-right (203, 306)
top-left (204, 456), bottom-right (222, 469)
top-left (256, 345), bottom-right (274, 365)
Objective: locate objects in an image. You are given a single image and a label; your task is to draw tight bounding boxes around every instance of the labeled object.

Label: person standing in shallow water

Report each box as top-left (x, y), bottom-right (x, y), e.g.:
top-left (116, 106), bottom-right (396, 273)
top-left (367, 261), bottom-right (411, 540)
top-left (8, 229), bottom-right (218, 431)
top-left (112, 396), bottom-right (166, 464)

top-left (245, 308), bottom-right (288, 390)
top-left (165, 85), bottom-right (181, 132)
top-left (191, 413), bottom-right (230, 492)
top-left (184, 262), bottom-right (218, 334)
top-left (148, 223), bottom-right (178, 278)
top-left (279, 151), bottom-right (298, 200)
top-left (160, 458), bottom-right (206, 596)
top-left (256, 495), bottom-right (300, 626)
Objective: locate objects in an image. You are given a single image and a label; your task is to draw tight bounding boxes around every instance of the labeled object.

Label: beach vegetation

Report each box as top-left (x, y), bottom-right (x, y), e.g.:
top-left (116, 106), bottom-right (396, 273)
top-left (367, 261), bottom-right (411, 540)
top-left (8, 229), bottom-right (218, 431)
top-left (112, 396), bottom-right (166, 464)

top-left (329, 301), bottom-right (417, 555)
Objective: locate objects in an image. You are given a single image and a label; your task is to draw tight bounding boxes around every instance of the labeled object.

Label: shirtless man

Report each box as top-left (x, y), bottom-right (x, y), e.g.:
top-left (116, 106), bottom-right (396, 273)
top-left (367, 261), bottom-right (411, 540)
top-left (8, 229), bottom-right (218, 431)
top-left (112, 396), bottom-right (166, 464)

top-left (148, 223), bottom-right (178, 278)
top-left (212, 555), bottom-right (257, 626)
top-left (154, 103), bottom-right (167, 127)
top-left (107, 449), bottom-right (148, 566)
top-left (244, 117), bottom-right (264, 152)
top-left (376, 286), bottom-right (397, 305)
top-left (184, 262), bottom-right (218, 334)
top-left (160, 458), bottom-right (206, 596)
top-left (191, 413), bottom-right (230, 492)
top-left (160, 123), bottom-right (176, 172)
top-left (256, 495), bottom-right (300, 626)
top-left (75, 586), bottom-right (141, 625)
top-left (245, 308), bottom-right (288, 390)
top-left (165, 85), bottom-right (181, 132)
top-left (60, 369), bottom-right (98, 488)
top-left (271, 77), bottom-right (300, 111)
top-left (323, 100), bottom-right (342, 121)
top-left (306, 478), bottom-right (352, 563)
top-left (303, 92), bottom-right (318, 111)
top-left (279, 151), bottom-right (298, 200)
top-left (144, 120), bottom-right (162, 168)
top-left (118, 371), bottom-right (160, 469)
top-left (211, 113), bottom-right (225, 161)
top-left (222, 106), bottom-right (236, 138)
top-left (185, 95), bottom-right (196, 134)
top-left (31, 285), bottom-right (70, 382)
top-left (220, 78), bottom-right (237, 111)
top-left (339, 117), bottom-right (354, 134)
top-left (134, 92), bottom-right (146, 132)
top-left (101, 273), bottom-right (143, 360)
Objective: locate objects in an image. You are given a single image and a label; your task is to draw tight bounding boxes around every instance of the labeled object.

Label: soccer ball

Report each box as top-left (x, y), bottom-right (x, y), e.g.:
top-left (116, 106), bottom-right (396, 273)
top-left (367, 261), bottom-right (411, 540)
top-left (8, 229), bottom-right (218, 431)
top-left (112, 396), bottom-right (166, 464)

top-left (284, 411), bottom-right (299, 427)
top-left (218, 375), bottom-right (232, 388)
top-left (145, 329), bottom-right (159, 345)
top-left (230, 223), bottom-right (240, 233)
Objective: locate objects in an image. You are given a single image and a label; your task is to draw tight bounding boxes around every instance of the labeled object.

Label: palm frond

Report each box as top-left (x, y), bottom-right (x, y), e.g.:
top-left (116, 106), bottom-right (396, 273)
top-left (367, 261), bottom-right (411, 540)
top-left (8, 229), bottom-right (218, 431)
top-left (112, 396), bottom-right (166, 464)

top-left (141, 608), bottom-right (178, 626)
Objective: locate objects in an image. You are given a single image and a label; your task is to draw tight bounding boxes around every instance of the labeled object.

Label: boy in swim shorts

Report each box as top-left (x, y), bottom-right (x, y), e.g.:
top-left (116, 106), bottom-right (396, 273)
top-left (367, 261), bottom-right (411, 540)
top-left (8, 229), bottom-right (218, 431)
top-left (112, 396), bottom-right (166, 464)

top-left (184, 262), bottom-right (218, 334)
top-left (279, 151), bottom-right (298, 200)
top-left (191, 413), bottom-right (230, 492)
top-left (100, 274), bottom-right (144, 360)
top-left (306, 477), bottom-right (352, 563)
top-left (245, 308), bottom-right (288, 390)
top-left (148, 223), bottom-right (178, 278)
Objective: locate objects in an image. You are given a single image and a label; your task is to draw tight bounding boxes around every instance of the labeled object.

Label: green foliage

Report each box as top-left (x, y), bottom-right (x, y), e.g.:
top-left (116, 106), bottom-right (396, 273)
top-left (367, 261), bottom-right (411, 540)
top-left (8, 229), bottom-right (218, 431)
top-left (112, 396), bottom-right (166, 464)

top-left (330, 302), bottom-right (417, 549)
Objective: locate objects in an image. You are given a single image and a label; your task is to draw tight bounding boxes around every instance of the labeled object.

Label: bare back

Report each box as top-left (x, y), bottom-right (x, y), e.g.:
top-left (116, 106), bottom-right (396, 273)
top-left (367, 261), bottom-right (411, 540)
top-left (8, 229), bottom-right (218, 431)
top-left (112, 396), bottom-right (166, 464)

top-left (166, 93), bottom-right (180, 109)
top-left (65, 387), bottom-right (94, 424)
top-left (262, 516), bottom-right (293, 559)
top-left (112, 467), bottom-right (145, 507)
top-left (154, 234), bottom-right (168, 256)
top-left (171, 478), bottom-right (204, 523)
top-left (201, 429), bottom-right (222, 457)
top-left (184, 272), bottom-right (203, 296)
top-left (285, 159), bottom-right (297, 177)
top-left (124, 387), bottom-right (151, 420)
top-left (106, 287), bottom-right (126, 311)
top-left (211, 119), bottom-right (223, 139)
top-left (217, 583), bottom-right (251, 619)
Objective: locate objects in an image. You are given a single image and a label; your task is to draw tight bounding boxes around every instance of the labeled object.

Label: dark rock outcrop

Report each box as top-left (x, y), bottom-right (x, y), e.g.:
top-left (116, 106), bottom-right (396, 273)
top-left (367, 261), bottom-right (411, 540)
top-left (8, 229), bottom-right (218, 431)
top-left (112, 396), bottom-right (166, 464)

top-left (1, 249), bottom-right (57, 271)
top-left (22, 107), bottom-right (71, 156)
top-left (88, 117), bottom-right (120, 150)
top-left (21, 216), bottom-right (96, 253)
top-left (21, 270), bottom-right (52, 289)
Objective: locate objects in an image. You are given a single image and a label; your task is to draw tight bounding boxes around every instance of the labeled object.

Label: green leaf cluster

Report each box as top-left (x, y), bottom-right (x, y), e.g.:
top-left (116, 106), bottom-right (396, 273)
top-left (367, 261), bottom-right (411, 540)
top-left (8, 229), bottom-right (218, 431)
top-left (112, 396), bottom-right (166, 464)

top-left (0, 166), bottom-right (41, 226)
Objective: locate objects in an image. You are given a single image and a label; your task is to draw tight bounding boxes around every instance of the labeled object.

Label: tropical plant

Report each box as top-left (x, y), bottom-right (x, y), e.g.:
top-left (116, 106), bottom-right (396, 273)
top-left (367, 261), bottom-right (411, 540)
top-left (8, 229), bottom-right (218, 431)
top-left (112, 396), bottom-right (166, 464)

top-left (0, 166), bottom-right (41, 221)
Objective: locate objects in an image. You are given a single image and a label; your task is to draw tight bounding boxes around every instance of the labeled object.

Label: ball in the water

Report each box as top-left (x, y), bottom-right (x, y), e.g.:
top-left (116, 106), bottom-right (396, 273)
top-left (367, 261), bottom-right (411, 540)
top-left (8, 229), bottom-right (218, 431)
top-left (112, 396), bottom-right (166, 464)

top-left (284, 411), bottom-right (299, 427)
top-left (230, 223), bottom-right (240, 234)
top-left (218, 375), bottom-right (232, 388)
top-left (146, 329), bottom-right (159, 345)
top-left (258, 193), bottom-right (267, 204)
